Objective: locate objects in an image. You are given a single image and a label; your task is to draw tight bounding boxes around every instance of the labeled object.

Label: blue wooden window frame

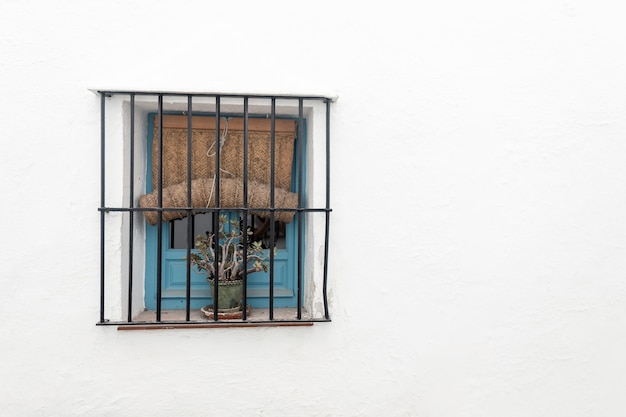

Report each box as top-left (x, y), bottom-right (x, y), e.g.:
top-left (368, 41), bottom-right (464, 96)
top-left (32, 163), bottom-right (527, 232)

top-left (144, 113), bottom-right (306, 310)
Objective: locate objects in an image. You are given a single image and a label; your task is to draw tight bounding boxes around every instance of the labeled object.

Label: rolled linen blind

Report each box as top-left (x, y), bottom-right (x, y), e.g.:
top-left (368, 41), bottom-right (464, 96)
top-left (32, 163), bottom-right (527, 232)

top-left (150, 114), bottom-right (296, 191)
top-left (139, 114), bottom-right (299, 224)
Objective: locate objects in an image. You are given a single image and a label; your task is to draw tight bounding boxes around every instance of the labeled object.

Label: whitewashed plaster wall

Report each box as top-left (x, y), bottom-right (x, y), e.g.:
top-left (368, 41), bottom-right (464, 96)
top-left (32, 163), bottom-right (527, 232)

top-left (1, 1), bottom-right (626, 416)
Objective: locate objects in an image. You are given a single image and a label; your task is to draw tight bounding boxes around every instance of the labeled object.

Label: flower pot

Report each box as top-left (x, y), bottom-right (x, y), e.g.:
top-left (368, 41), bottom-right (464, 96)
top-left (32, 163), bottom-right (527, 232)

top-left (207, 278), bottom-right (244, 311)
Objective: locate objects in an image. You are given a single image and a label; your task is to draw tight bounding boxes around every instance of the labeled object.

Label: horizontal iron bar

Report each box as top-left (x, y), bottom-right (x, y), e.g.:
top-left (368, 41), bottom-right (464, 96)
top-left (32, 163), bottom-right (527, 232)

top-left (99, 207), bottom-right (332, 213)
top-left (98, 319), bottom-right (331, 328)
top-left (97, 90), bottom-right (337, 102)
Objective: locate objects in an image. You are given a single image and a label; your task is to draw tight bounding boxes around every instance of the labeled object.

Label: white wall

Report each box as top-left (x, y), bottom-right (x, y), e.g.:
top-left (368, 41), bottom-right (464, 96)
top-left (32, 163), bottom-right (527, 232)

top-left (1, 1), bottom-right (626, 416)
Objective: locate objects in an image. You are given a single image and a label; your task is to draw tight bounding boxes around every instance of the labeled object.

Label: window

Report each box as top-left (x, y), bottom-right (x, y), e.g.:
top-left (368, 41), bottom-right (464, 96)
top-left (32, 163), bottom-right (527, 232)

top-left (97, 91), bottom-right (333, 327)
top-left (143, 114), bottom-right (304, 311)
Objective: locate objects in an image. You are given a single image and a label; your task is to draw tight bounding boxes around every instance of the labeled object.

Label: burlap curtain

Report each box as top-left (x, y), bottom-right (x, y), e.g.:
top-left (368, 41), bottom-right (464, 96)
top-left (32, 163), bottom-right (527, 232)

top-left (139, 115), bottom-right (298, 225)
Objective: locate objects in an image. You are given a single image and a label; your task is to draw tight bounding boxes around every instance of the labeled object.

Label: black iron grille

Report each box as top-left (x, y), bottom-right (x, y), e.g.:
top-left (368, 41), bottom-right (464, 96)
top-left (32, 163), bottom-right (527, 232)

top-left (97, 91), bottom-right (332, 328)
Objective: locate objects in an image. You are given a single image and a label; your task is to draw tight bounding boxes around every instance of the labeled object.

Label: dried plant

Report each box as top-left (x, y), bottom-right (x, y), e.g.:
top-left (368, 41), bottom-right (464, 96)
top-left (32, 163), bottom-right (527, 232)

top-left (189, 214), bottom-right (270, 281)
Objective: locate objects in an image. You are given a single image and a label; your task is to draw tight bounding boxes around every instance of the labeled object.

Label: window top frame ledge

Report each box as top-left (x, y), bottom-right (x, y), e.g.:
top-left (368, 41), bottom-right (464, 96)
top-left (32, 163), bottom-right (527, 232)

top-left (89, 88), bottom-right (339, 103)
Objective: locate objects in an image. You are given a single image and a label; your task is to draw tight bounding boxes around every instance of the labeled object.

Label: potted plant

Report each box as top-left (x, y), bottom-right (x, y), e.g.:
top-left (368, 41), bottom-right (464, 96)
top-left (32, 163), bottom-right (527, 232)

top-left (189, 214), bottom-right (270, 313)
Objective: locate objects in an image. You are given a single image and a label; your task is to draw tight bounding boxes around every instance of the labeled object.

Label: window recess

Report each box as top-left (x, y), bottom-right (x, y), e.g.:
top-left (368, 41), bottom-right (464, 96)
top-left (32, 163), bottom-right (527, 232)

top-left (97, 91), bottom-right (334, 328)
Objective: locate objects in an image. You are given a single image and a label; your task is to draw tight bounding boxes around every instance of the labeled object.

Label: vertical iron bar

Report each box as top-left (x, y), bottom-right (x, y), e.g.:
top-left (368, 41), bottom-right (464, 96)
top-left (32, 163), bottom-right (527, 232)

top-left (127, 93), bottom-right (135, 322)
top-left (322, 99), bottom-right (331, 320)
top-left (269, 98), bottom-right (276, 320)
top-left (297, 99), bottom-right (304, 319)
top-left (185, 95), bottom-right (193, 321)
top-left (213, 97), bottom-right (221, 321)
top-left (191, 216), bottom-right (196, 246)
top-left (99, 92), bottom-right (106, 323)
top-left (242, 97), bottom-right (249, 320)
top-left (156, 95), bottom-right (164, 321)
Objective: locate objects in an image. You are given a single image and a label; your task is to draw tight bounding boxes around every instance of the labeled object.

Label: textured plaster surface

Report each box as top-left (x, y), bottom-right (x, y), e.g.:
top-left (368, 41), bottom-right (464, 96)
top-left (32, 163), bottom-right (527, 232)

top-left (1, 1), bottom-right (626, 416)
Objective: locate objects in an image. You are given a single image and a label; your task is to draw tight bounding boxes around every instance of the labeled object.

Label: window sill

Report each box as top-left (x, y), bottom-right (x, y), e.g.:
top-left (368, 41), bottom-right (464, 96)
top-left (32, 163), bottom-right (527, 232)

top-left (113, 308), bottom-right (327, 330)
